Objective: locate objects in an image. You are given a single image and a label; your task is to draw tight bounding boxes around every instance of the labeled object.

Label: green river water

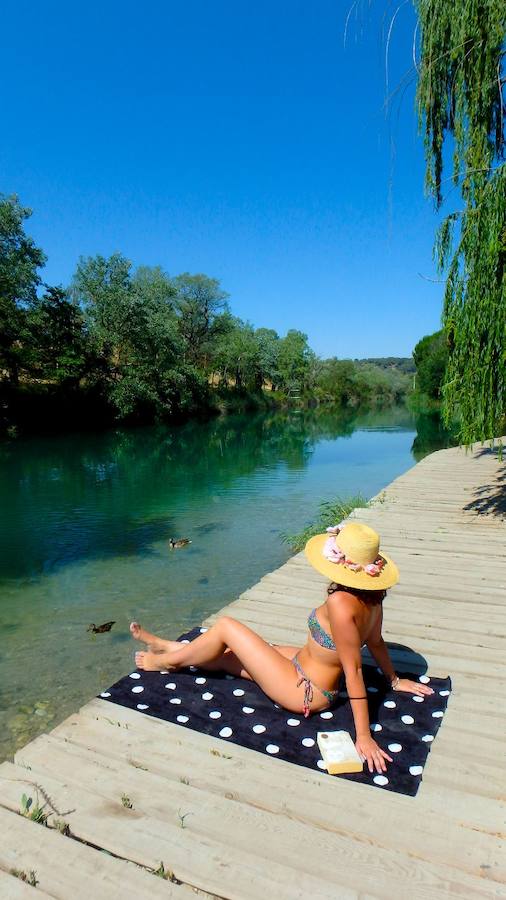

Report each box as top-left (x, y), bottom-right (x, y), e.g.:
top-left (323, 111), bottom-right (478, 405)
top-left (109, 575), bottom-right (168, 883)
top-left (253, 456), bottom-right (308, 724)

top-left (0, 405), bottom-right (452, 760)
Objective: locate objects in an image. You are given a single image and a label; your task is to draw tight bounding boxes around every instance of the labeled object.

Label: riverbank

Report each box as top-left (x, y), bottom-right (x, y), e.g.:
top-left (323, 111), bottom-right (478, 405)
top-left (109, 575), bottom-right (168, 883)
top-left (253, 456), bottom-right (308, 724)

top-left (0, 439), bottom-right (504, 898)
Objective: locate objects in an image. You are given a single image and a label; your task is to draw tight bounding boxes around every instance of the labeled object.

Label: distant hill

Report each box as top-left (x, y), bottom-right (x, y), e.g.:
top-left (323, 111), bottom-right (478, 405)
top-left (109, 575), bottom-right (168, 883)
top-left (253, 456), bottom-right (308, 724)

top-left (354, 357), bottom-right (416, 375)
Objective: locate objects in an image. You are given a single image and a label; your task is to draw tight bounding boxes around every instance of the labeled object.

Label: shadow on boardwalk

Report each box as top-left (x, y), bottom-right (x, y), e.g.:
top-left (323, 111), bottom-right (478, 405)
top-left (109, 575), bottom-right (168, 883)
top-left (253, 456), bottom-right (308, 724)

top-left (464, 456), bottom-right (506, 517)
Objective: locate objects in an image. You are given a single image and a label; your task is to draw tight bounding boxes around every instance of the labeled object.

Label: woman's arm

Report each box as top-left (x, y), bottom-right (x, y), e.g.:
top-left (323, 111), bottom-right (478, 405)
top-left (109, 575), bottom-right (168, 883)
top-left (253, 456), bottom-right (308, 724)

top-left (366, 607), bottom-right (435, 697)
top-left (328, 595), bottom-right (392, 773)
top-left (364, 607), bottom-right (396, 683)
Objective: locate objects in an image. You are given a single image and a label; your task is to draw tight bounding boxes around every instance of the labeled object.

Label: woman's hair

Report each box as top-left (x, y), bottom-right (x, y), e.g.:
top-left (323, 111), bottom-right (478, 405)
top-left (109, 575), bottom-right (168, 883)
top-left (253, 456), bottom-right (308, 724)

top-left (327, 581), bottom-right (386, 606)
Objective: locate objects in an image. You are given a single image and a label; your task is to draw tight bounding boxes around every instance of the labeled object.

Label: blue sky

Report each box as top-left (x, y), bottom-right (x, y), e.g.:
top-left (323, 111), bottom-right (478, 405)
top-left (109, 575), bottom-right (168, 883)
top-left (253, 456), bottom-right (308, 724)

top-left (1, 0), bottom-right (444, 358)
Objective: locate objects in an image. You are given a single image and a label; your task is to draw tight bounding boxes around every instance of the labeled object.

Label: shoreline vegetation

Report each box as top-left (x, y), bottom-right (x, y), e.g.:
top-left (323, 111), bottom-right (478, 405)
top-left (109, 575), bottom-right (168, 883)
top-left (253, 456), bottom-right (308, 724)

top-left (1, 194), bottom-right (427, 439)
top-left (281, 495), bottom-right (369, 552)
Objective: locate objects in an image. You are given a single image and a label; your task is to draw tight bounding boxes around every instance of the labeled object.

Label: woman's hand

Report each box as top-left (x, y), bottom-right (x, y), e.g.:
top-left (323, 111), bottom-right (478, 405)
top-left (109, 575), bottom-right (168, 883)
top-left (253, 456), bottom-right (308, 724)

top-left (355, 734), bottom-right (393, 774)
top-left (393, 678), bottom-right (434, 696)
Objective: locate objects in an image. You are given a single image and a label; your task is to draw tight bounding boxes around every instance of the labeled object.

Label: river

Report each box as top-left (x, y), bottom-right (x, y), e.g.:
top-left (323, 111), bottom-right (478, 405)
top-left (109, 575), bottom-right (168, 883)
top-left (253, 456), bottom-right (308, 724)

top-left (0, 405), bottom-right (452, 760)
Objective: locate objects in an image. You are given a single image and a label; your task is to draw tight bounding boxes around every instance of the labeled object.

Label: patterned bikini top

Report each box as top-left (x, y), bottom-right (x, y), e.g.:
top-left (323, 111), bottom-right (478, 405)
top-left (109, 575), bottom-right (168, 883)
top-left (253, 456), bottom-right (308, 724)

top-left (307, 608), bottom-right (336, 651)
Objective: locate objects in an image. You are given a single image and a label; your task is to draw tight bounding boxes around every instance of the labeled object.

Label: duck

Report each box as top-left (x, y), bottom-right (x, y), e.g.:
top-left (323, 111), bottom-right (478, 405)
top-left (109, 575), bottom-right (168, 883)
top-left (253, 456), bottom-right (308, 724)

top-left (169, 538), bottom-right (192, 549)
top-left (87, 621), bottom-right (116, 634)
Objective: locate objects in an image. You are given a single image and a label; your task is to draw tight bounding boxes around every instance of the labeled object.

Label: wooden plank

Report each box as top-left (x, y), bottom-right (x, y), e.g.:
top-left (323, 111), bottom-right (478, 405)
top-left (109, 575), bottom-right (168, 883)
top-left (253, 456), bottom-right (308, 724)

top-left (0, 806), bottom-right (200, 900)
top-left (49, 703), bottom-right (506, 847)
top-left (0, 762), bottom-right (352, 900)
top-left (0, 867), bottom-right (52, 899)
top-left (8, 739), bottom-right (505, 898)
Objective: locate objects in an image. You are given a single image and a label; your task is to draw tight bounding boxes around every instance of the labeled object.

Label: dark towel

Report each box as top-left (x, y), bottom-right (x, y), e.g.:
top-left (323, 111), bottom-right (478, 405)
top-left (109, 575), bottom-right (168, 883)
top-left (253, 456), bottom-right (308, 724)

top-left (100, 626), bottom-right (451, 797)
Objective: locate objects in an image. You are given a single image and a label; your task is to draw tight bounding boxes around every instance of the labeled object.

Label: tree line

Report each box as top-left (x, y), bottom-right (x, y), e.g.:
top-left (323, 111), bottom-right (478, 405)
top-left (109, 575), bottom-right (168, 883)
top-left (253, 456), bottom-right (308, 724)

top-left (0, 194), bottom-right (413, 435)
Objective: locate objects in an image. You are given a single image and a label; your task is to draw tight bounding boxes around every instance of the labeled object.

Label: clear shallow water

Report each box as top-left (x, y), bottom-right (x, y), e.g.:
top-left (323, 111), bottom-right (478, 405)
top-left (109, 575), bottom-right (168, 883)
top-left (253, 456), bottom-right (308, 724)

top-left (0, 405), bottom-right (450, 760)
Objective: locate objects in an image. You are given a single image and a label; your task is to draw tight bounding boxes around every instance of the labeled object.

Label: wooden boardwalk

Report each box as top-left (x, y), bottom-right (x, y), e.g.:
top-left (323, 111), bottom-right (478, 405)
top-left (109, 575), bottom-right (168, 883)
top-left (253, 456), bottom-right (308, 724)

top-left (1, 442), bottom-right (505, 899)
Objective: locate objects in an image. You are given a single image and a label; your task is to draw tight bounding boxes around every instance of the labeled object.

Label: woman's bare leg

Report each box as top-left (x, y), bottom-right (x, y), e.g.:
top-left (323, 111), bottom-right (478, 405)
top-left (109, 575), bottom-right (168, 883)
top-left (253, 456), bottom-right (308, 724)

top-left (130, 622), bottom-right (181, 653)
top-left (134, 616), bottom-right (313, 712)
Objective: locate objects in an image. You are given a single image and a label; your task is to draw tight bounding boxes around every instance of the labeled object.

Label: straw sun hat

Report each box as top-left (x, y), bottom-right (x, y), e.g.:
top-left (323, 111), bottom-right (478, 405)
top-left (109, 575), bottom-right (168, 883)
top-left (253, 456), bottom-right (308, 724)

top-left (305, 522), bottom-right (399, 591)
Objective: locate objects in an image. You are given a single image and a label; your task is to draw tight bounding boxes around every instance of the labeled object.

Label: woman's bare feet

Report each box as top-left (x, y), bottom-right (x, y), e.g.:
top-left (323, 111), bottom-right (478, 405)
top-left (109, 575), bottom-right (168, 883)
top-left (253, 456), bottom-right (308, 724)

top-left (130, 622), bottom-right (181, 653)
top-left (135, 650), bottom-right (175, 671)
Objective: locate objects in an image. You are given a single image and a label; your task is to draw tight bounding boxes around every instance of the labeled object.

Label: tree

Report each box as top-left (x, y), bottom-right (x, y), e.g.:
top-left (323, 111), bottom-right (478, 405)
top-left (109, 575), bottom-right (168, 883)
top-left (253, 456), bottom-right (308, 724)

top-left (277, 329), bottom-right (314, 394)
top-left (0, 194), bottom-right (46, 383)
top-left (413, 330), bottom-right (448, 400)
top-left (173, 273), bottom-right (229, 367)
top-left (415, 1), bottom-right (506, 442)
top-left (26, 286), bottom-right (90, 384)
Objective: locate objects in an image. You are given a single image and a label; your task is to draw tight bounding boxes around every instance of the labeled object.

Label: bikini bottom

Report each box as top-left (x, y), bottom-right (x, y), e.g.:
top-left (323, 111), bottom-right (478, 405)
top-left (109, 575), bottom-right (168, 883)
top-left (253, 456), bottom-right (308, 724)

top-left (292, 653), bottom-right (340, 718)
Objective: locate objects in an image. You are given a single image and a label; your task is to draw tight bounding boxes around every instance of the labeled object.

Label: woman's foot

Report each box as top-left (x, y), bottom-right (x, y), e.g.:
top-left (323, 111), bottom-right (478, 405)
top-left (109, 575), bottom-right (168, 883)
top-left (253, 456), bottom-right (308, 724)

top-left (130, 622), bottom-right (181, 653)
top-left (135, 650), bottom-right (175, 671)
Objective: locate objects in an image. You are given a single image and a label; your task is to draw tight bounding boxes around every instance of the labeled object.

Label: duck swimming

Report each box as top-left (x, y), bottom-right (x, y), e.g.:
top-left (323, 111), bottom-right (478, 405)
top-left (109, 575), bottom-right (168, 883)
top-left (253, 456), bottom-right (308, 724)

top-left (87, 621), bottom-right (116, 634)
top-left (169, 538), bottom-right (192, 549)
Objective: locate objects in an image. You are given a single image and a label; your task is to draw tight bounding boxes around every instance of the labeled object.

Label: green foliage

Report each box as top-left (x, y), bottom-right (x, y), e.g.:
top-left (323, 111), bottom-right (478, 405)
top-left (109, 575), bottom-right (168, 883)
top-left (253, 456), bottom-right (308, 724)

top-left (315, 357), bottom-right (411, 406)
top-left (20, 792), bottom-right (48, 825)
top-left (153, 862), bottom-right (179, 883)
top-left (10, 868), bottom-right (39, 887)
top-left (413, 329), bottom-right (448, 400)
top-left (355, 357), bottom-right (415, 375)
top-left (26, 287), bottom-right (90, 384)
top-left (0, 194), bottom-right (46, 383)
top-left (416, 0), bottom-right (506, 442)
top-left (0, 193), bottom-right (418, 435)
top-left (281, 495), bottom-right (369, 552)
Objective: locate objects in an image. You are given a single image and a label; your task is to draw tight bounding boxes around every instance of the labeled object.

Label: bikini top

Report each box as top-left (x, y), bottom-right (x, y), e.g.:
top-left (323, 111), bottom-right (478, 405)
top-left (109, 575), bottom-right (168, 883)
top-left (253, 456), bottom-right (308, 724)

top-left (307, 608), bottom-right (336, 651)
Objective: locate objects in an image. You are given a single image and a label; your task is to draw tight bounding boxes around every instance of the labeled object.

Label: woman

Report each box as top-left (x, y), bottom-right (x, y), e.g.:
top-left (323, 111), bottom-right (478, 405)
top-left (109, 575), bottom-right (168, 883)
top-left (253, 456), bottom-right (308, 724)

top-left (131, 522), bottom-right (433, 774)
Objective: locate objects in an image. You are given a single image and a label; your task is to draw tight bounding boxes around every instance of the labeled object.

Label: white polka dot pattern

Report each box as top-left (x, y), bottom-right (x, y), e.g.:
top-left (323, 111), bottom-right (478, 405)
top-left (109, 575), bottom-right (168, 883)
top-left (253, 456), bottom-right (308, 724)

top-left (100, 625), bottom-right (451, 798)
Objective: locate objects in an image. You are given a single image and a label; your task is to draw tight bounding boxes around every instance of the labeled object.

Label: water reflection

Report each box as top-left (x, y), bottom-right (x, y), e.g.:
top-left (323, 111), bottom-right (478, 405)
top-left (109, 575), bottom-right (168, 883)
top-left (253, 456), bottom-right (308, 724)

top-left (0, 405), bottom-right (452, 582)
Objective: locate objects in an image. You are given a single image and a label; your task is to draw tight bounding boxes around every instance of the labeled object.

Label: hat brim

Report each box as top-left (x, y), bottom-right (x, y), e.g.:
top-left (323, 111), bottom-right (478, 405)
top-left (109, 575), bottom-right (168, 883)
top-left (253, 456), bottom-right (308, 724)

top-left (304, 533), bottom-right (399, 590)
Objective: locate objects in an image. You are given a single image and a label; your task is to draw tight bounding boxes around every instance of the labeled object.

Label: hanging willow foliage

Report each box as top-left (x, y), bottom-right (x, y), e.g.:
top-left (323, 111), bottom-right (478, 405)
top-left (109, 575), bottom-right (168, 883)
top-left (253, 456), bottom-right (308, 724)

top-left (415, 0), bottom-right (506, 444)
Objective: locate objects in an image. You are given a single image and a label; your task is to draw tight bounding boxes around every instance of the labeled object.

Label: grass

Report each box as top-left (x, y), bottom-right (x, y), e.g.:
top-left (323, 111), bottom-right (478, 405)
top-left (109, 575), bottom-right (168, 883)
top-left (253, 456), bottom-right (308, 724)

top-left (281, 494), bottom-right (369, 553)
top-left (10, 868), bottom-right (39, 887)
top-left (20, 793), bottom-right (48, 826)
top-left (152, 862), bottom-right (180, 883)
